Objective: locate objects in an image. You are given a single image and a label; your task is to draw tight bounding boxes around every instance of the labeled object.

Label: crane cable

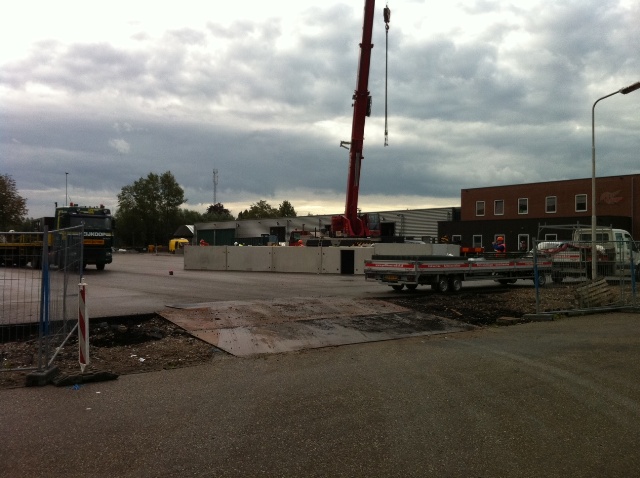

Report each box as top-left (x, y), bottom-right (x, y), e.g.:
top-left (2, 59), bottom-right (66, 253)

top-left (384, 4), bottom-right (391, 147)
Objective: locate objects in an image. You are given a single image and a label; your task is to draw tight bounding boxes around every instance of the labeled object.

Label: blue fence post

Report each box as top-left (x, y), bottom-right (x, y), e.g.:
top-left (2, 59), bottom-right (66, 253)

top-left (38, 226), bottom-right (50, 370)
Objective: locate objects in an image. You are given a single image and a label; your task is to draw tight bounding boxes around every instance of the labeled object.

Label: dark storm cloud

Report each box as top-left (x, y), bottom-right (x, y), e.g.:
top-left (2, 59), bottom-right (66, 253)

top-left (1, 0), bottom-right (638, 218)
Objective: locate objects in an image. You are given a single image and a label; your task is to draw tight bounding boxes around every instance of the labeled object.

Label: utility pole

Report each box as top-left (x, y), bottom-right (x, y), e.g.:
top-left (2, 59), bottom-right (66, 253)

top-left (213, 169), bottom-right (218, 205)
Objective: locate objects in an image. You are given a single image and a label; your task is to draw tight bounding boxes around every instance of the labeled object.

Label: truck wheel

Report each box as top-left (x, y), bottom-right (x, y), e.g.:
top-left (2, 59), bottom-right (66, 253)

top-left (406, 284), bottom-right (418, 291)
top-left (536, 274), bottom-right (547, 287)
top-left (448, 277), bottom-right (462, 293)
top-left (96, 263), bottom-right (105, 271)
top-left (436, 278), bottom-right (449, 293)
top-left (391, 284), bottom-right (404, 291)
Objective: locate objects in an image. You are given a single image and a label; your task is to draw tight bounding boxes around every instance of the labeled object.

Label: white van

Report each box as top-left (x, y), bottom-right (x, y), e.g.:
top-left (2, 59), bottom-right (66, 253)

top-left (549, 227), bottom-right (639, 282)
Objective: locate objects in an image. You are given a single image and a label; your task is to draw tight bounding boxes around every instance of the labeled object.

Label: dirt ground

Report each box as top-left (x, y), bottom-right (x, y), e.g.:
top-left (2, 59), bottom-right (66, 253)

top-left (1, 284), bottom-right (575, 389)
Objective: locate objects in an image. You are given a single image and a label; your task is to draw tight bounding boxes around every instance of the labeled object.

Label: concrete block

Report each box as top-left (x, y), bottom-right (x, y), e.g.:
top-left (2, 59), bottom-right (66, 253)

top-left (25, 366), bottom-right (59, 387)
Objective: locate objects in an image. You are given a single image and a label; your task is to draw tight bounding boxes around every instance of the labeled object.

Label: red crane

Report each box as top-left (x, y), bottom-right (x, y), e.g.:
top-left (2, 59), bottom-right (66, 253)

top-left (331, 0), bottom-right (390, 238)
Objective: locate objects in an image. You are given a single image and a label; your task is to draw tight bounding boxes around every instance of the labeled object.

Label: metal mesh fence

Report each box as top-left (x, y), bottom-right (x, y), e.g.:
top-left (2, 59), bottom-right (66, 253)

top-left (1, 226), bottom-right (83, 373)
top-left (1, 231), bottom-right (44, 339)
top-left (534, 238), bottom-right (638, 314)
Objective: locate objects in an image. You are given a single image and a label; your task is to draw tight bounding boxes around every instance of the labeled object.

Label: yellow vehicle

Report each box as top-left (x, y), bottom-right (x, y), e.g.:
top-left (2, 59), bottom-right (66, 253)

top-left (169, 238), bottom-right (190, 253)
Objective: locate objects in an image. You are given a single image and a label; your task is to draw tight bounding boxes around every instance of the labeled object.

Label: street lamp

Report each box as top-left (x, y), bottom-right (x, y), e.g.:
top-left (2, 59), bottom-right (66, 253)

top-left (591, 80), bottom-right (640, 280)
top-left (65, 172), bottom-right (69, 206)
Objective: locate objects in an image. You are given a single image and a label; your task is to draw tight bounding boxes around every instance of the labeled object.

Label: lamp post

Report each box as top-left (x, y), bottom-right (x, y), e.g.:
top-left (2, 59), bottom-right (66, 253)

top-left (65, 172), bottom-right (69, 206)
top-left (591, 80), bottom-right (640, 280)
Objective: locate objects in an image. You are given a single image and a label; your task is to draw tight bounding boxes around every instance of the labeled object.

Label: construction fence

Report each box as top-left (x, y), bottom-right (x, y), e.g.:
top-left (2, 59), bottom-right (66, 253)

top-left (533, 238), bottom-right (638, 314)
top-left (1, 226), bottom-right (83, 375)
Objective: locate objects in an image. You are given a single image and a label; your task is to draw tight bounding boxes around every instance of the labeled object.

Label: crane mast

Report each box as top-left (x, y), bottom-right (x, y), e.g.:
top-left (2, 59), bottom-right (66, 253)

top-left (331, 0), bottom-right (389, 238)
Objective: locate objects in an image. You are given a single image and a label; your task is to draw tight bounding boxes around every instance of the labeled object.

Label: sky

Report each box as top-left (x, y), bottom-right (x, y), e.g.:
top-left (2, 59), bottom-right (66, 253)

top-left (2, 0), bottom-right (639, 220)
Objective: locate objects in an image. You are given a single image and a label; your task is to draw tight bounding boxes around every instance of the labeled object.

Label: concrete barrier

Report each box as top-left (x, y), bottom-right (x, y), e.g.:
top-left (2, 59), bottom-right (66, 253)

top-left (184, 243), bottom-right (458, 274)
top-left (184, 245), bottom-right (227, 270)
top-left (227, 246), bottom-right (273, 272)
top-left (273, 247), bottom-right (322, 273)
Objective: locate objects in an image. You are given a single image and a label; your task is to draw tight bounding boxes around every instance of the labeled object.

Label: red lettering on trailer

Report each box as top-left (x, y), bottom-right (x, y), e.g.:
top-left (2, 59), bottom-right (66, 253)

top-left (365, 263), bottom-right (414, 269)
top-left (418, 263), bottom-right (468, 269)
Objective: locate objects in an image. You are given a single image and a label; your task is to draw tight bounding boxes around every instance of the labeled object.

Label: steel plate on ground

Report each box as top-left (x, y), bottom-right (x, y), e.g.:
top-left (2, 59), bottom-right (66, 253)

top-left (158, 297), bottom-right (473, 356)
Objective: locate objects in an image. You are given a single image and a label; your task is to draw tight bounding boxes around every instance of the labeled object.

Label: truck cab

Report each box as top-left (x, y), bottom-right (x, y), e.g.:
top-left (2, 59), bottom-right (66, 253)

top-left (169, 238), bottom-right (190, 253)
top-left (54, 204), bottom-right (114, 270)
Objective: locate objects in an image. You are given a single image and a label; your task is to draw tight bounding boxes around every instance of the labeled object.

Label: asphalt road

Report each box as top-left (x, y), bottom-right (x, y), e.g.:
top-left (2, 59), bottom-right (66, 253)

top-left (84, 252), bottom-right (391, 318)
top-left (2, 312), bottom-right (639, 477)
top-left (3, 253), bottom-right (640, 476)
top-left (2, 252), bottom-right (536, 324)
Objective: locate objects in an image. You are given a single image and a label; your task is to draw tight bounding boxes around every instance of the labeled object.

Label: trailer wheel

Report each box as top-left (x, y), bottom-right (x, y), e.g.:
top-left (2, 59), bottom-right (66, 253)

top-left (536, 274), bottom-right (547, 287)
top-left (551, 272), bottom-right (563, 284)
top-left (406, 284), bottom-right (418, 291)
top-left (436, 278), bottom-right (449, 293)
top-left (96, 263), bottom-right (105, 271)
top-left (391, 284), bottom-right (404, 291)
top-left (448, 277), bottom-right (462, 293)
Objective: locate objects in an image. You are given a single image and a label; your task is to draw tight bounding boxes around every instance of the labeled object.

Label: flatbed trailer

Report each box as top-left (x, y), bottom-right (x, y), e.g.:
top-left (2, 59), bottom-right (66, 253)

top-left (364, 254), bottom-right (553, 292)
top-left (0, 233), bottom-right (44, 268)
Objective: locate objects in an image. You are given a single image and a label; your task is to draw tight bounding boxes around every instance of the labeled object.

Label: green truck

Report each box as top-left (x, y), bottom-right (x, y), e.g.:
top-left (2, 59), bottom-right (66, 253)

top-left (53, 204), bottom-right (115, 270)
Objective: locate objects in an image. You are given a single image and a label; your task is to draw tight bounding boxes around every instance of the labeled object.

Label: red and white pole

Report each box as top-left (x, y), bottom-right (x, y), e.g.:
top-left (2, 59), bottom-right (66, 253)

top-left (78, 282), bottom-right (89, 373)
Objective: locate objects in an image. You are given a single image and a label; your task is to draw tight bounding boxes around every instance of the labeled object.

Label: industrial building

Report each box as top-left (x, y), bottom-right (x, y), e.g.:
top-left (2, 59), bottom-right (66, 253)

top-left (438, 174), bottom-right (640, 252)
top-left (193, 207), bottom-right (457, 246)
top-left (186, 174), bottom-right (638, 252)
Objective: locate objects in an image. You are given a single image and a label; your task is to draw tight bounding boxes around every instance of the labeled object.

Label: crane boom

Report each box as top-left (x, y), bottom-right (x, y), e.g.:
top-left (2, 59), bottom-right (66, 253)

top-left (331, 0), bottom-right (388, 238)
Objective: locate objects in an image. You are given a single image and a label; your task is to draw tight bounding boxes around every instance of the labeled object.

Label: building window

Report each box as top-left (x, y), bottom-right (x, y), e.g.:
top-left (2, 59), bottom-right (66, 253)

top-left (518, 198), bottom-right (528, 215)
top-left (575, 194), bottom-right (587, 212)
top-left (518, 234), bottom-right (529, 252)
top-left (472, 235), bottom-right (482, 248)
top-left (546, 196), bottom-right (557, 214)
top-left (476, 201), bottom-right (485, 216)
top-left (494, 200), bottom-right (504, 216)
top-left (452, 235), bottom-right (462, 244)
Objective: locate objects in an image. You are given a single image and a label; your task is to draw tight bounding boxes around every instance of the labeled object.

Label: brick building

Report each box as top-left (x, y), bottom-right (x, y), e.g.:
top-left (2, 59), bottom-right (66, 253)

top-left (438, 174), bottom-right (640, 252)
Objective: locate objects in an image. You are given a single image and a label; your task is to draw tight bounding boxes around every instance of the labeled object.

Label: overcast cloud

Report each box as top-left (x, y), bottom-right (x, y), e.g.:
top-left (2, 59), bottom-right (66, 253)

top-left (2, 0), bottom-right (639, 219)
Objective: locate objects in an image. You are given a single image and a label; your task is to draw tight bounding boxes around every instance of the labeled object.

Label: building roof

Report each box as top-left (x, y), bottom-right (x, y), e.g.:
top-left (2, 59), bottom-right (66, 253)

top-left (172, 225), bottom-right (194, 238)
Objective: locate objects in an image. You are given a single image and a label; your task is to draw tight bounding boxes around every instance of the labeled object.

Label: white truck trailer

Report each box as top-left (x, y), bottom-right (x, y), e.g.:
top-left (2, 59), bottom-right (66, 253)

top-left (364, 253), bottom-right (552, 292)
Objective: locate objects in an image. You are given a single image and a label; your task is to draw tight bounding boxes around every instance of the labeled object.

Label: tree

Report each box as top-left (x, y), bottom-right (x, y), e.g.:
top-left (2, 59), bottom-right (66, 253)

top-left (278, 200), bottom-right (297, 218)
top-left (179, 208), bottom-right (206, 225)
top-left (237, 200), bottom-right (279, 220)
top-left (116, 171), bottom-right (186, 247)
top-left (204, 203), bottom-right (234, 222)
top-left (0, 174), bottom-right (28, 230)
